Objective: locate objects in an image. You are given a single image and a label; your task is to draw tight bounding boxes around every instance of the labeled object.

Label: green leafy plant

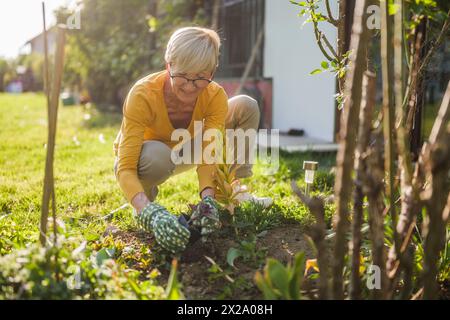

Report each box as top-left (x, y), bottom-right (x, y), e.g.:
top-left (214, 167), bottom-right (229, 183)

top-left (233, 201), bottom-right (281, 236)
top-left (214, 162), bottom-right (243, 217)
top-left (165, 259), bottom-right (185, 300)
top-left (213, 147), bottom-right (248, 237)
top-left (226, 235), bottom-right (268, 269)
top-left (312, 170), bottom-right (335, 193)
top-left (254, 252), bottom-right (306, 300)
top-left (205, 256), bottom-right (253, 299)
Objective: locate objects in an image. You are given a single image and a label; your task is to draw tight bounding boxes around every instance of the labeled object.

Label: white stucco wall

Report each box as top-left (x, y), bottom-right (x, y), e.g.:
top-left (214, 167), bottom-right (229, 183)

top-left (264, 0), bottom-right (337, 142)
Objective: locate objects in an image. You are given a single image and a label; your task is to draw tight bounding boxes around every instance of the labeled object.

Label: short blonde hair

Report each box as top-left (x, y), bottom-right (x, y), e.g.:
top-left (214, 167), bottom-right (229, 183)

top-left (165, 27), bottom-right (220, 74)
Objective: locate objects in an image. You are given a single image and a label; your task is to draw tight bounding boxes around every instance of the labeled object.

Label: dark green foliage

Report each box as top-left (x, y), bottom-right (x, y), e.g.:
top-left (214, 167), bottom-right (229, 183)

top-left (0, 235), bottom-right (166, 299)
top-left (313, 170), bottom-right (335, 193)
top-left (232, 201), bottom-right (282, 235)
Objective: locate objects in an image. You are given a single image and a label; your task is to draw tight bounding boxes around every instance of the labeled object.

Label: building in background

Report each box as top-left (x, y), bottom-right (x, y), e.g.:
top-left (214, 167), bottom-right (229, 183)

top-left (212, 0), bottom-right (338, 146)
top-left (22, 26), bottom-right (58, 56)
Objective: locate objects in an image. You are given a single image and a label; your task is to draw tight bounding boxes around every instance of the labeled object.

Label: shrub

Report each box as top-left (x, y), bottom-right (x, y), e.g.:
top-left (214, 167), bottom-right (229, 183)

top-left (0, 237), bottom-right (165, 299)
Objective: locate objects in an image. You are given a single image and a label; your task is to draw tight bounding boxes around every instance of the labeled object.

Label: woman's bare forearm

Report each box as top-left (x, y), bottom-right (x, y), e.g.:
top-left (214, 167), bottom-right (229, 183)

top-left (131, 192), bottom-right (151, 214)
top-left (200, 187), bottom-right (215, 199)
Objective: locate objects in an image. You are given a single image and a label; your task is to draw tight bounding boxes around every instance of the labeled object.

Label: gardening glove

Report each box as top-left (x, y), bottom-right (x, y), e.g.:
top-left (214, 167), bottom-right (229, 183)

top-left (133, 202), bottom-right (190, 254)
top-left (190, 196), bottom-right (222, 240)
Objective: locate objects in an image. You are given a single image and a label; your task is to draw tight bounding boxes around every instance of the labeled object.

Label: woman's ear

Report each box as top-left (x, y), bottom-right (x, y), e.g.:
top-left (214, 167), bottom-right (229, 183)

top-left (210, 65), bottom-right (218, 78)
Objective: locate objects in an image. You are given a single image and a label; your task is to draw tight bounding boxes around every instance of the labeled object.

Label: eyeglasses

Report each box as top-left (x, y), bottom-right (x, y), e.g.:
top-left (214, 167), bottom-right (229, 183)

top-left (168, 68), bottom-right (213, 89)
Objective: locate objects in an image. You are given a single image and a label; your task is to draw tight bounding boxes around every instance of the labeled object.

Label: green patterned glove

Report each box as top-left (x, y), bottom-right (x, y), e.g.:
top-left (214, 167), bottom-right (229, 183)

top-left (134, 202), bottom-right (190, 254)
top-left (190, 196), bottom-right (221, 240)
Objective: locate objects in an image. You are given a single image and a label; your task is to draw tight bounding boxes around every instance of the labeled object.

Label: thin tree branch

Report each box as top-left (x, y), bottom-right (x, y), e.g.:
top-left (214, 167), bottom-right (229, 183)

top-left (312, 20), bottom-right (336, 61)
top-left (402, 11), bottom-right (450, 112)
top-left (321, 31), bottom-right (339, 59)
top-left (416, 11), bottom-right (450, 81)
top-left (403, 17), bottom-right (427, 135)
top-left (308, 0), bottom-right (338, 62)
top-left (325, 0), bottom-right (339, 26)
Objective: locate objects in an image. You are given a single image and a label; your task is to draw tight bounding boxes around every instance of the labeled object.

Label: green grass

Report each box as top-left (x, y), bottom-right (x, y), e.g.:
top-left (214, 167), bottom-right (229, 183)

top-left (0, 93), bottom-right (336, 255)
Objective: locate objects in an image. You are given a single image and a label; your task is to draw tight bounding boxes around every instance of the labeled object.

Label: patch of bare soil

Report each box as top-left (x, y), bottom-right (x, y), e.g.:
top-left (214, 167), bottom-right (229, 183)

top-left (108, 223), bottom-right (314, 299)
top-left (258, 225), bottom-right (313, 264)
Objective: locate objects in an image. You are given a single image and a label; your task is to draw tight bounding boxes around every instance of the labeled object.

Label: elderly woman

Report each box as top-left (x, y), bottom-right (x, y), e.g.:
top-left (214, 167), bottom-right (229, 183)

top-left (113, 27), bottom-right (271, 254)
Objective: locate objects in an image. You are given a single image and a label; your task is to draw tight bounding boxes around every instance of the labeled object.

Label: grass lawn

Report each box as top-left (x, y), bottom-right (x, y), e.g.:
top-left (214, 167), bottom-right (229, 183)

top-left (0, 93), bottom-right (337, 299)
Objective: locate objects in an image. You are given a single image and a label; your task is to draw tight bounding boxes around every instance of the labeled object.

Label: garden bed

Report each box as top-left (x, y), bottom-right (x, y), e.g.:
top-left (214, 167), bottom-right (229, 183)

top-left (107, 223), bottom-right (313, 299)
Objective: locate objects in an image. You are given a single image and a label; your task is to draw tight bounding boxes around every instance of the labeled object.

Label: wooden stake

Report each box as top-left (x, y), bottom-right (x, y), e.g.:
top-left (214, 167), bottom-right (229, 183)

top-left (40, 24), bottom-right (66, 246)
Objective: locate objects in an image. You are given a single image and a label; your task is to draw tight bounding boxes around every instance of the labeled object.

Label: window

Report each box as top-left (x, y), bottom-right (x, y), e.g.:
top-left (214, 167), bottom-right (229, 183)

top-left (213, 0), bottom-right (265, 78)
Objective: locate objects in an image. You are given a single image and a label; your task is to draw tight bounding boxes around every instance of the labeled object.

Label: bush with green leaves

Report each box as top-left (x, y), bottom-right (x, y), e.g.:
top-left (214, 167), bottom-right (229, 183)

top-left (312, 170), bottom-right (335, 193)
top-left (0, 237), bottom-right (165, 299)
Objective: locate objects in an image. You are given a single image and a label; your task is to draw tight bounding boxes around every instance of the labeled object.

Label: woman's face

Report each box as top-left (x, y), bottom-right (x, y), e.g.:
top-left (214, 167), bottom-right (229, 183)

top-left (166, 64), bottom-right (213, 104)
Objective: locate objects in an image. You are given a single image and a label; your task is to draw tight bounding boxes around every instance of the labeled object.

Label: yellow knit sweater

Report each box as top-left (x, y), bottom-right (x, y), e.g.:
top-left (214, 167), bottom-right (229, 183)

top-left (113, 70), bottom-right (228, 203)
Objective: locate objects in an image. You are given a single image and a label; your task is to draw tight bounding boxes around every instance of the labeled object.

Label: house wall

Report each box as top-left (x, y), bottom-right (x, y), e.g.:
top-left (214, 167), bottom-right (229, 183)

top-left (264, 0), bottom-right (338, 142)
top-left (29, 30), bottom-right (57, 55)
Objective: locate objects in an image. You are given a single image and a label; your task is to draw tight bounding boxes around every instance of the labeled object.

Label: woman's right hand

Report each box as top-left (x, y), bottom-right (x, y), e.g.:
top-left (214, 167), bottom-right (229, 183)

top-left (133, 200), bottom-right (191, 254)
top-left (131, 192), bottom-right (151, 215)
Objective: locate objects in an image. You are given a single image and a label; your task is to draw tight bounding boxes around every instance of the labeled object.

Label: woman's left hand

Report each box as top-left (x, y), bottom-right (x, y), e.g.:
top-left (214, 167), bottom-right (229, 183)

top-left (200, 187), bottom-right (215, 199)
top-left (190, 196), bottom-right (221, 239)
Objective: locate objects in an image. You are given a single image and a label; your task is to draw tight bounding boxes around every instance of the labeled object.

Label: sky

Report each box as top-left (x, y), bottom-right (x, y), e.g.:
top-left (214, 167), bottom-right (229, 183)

top-left (0, 0), bottom-right (76, 58)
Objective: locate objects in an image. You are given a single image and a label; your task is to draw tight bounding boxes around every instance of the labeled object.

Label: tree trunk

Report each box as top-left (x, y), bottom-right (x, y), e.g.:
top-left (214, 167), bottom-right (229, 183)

top-left (380, 0), bottom-right (397, 251)
top-left (211, 0), bottom-right (221, 30)
top-left (332, 0), bottom-right (371, 299)
top-left (334, 0), bottom-right (356, 141)
top-left (387, 1), bottom-right (418, 299)
top-left (350, 71), bottom-right (376, 300)
top-left (421, 81), bottom-right (450, 299)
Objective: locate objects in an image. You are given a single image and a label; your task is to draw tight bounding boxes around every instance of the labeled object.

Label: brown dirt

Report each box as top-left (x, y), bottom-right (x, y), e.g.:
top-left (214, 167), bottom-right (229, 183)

top-left (258, 224), bottom-right (313, 264)
top-left (108, 223), bottom-right (314, 299)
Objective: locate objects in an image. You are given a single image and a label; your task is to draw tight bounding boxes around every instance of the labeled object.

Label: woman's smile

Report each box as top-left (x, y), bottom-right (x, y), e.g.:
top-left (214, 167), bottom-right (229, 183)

top-left (176, 85), bottom-right (201, 103)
